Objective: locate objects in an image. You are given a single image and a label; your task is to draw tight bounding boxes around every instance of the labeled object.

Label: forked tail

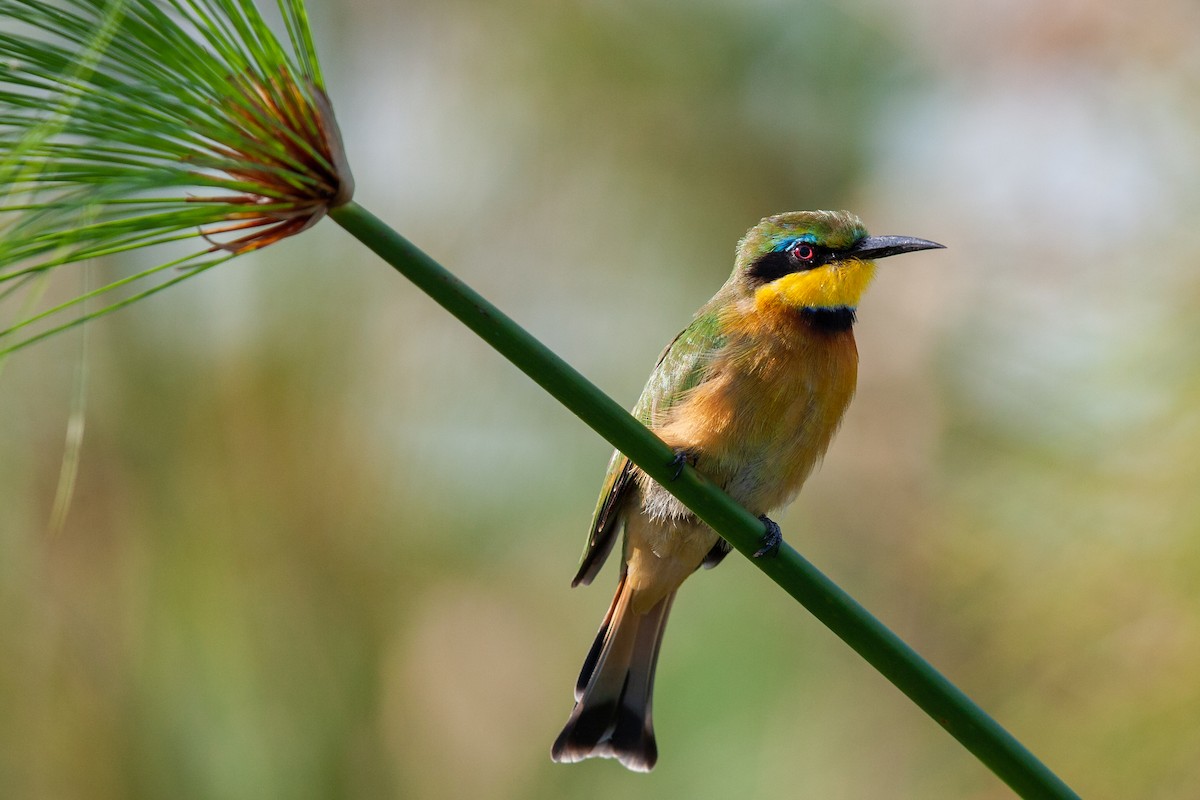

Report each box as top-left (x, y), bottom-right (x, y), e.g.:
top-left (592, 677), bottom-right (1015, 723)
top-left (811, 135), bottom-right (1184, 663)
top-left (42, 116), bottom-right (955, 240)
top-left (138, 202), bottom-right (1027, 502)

top-left (551, 571), bottom-right (675, 772)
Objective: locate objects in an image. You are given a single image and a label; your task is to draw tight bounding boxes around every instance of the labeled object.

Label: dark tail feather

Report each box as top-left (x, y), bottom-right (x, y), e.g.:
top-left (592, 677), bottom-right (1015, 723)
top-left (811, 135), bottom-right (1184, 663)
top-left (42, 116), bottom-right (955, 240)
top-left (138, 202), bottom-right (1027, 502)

top-left (551, 573), bottom-right (675, 772)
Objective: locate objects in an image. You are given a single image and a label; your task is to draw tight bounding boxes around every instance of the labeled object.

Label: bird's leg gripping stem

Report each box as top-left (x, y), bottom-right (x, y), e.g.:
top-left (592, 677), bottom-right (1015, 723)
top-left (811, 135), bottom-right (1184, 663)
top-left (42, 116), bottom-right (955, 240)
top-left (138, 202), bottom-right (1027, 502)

top-left (754, 515), bottom-right (783, 558)
top-left (668, 448), bottom-right (779, 558)
top-left (669, 447), bottom-right (699, 481)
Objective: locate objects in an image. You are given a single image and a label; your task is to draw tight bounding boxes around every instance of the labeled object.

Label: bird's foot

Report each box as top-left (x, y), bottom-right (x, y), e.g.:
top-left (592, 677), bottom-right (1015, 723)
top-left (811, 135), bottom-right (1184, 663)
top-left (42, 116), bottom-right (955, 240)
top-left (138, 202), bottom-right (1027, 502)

top-left (669, 448), bottom-right (698, 481)
top-left (754, 515), bottom-right (783, 558)
top-left (701, 537), bottom-right (733, 569)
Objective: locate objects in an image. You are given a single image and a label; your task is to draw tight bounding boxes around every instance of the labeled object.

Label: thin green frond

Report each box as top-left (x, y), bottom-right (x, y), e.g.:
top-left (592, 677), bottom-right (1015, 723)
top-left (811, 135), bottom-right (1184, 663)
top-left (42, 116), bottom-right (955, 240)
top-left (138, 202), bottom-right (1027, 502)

top-left (1, 254), bottom-right (229, 354)
top-left (0, 0), bottom-right (351, 355)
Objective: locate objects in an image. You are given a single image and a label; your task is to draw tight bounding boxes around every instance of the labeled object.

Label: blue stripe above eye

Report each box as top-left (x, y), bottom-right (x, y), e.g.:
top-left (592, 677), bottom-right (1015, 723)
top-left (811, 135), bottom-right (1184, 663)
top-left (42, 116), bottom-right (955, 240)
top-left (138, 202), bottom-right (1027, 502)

top-left (771, 233), bottom-right (817, 252)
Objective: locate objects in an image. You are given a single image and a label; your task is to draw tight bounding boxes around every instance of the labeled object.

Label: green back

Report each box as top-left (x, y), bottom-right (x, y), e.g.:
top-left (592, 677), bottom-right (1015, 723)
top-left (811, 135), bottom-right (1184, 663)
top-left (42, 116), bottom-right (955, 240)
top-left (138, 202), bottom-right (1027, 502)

top-left (570, 308), bottom-right (726, 586)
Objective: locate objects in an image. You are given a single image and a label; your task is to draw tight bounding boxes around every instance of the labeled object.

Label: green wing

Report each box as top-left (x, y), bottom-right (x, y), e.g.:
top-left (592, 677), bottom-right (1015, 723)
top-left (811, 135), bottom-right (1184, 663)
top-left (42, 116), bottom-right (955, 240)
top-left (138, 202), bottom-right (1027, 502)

top-left (570, 308), bottom-right (726, 586)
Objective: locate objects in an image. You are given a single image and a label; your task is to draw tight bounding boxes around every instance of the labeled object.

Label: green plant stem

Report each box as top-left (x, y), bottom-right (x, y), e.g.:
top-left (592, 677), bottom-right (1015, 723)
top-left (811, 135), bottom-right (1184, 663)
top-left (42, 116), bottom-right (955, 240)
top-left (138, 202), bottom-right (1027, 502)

top-left (329, 201), bottom-right (1080, 800)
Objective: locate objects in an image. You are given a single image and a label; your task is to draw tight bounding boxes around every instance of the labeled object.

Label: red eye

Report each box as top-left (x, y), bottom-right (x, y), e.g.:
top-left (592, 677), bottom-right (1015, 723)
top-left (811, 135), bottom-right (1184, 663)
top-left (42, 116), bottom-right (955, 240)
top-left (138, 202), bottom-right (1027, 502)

top-left (791, 243), bottom-right (815, 261)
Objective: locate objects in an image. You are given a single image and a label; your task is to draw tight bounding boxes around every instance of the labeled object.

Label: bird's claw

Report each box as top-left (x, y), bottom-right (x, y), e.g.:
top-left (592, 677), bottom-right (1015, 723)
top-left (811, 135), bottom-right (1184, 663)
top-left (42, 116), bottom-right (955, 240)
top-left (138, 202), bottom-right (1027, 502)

top-left (754, 515), bottom-right (782, 558)
top-left (669, 448), bottom-right (698, 481)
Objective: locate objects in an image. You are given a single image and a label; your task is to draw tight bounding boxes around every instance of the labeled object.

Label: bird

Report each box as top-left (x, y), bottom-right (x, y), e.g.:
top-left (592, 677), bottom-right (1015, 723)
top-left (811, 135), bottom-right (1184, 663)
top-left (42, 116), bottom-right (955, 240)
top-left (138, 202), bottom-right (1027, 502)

top-left (550, 210), bottom-right (943, 772)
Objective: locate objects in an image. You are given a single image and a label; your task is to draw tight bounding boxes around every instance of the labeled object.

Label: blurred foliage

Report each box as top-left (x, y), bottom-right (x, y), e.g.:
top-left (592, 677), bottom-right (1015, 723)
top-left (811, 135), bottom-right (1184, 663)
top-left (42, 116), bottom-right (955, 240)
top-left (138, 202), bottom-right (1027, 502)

top-left (3, 0), bottom-right (1200, 797)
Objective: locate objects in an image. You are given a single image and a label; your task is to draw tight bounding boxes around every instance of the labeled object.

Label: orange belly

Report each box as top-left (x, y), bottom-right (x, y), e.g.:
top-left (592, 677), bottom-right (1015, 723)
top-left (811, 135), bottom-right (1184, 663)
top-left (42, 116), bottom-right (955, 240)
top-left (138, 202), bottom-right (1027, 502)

top-left (654, 305), bottom-right (858, 515)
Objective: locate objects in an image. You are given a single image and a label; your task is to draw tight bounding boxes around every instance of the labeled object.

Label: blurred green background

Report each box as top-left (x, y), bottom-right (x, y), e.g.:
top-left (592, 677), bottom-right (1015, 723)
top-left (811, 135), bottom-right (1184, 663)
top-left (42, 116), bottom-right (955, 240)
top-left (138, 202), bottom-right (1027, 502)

top-left (4, 0), bottom-right (1200, 797)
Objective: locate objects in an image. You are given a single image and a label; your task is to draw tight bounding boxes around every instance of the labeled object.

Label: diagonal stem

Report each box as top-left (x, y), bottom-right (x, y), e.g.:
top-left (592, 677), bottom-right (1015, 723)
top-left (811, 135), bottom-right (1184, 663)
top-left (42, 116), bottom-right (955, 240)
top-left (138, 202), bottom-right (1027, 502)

top-left (329, 200), bottom-right (1081, 800)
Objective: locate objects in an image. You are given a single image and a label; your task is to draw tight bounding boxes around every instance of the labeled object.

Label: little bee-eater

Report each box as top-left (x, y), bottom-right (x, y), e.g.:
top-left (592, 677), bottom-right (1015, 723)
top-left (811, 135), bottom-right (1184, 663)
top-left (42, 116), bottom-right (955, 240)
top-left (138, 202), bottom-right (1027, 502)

top-left (551, 210), bottom-right (943, 771)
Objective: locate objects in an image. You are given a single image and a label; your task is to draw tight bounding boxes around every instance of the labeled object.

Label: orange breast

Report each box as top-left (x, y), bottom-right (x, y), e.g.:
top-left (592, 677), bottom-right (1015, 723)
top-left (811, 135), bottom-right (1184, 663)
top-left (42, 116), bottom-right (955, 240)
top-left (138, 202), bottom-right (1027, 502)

top-left (653, 301), bottom-right (858, 514)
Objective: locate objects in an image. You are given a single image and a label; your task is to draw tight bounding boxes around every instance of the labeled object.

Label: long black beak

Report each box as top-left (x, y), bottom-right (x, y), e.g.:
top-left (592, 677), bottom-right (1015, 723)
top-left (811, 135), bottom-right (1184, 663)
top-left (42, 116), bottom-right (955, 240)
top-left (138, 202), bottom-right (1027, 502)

top-left (846, 235), bottom-right (945, 260)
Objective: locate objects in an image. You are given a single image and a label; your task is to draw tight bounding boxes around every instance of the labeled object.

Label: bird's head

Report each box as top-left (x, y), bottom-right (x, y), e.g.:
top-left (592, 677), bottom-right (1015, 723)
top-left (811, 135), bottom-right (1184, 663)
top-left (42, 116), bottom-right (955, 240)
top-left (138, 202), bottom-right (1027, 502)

top-left (733, 210), bottom-right (943, 314)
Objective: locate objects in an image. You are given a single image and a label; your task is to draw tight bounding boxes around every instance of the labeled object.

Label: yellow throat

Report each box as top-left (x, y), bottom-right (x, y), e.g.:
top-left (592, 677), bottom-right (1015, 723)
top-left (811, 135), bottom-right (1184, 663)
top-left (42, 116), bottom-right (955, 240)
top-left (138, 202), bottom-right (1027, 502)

top-left (755, 258), bottom-right (877, 311)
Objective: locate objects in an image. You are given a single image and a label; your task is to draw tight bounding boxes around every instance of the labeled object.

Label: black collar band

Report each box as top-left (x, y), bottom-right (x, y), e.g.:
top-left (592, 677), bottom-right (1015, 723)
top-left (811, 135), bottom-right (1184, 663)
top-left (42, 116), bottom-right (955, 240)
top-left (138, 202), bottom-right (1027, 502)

top-left (798, 306), bottom-right (856, 332)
